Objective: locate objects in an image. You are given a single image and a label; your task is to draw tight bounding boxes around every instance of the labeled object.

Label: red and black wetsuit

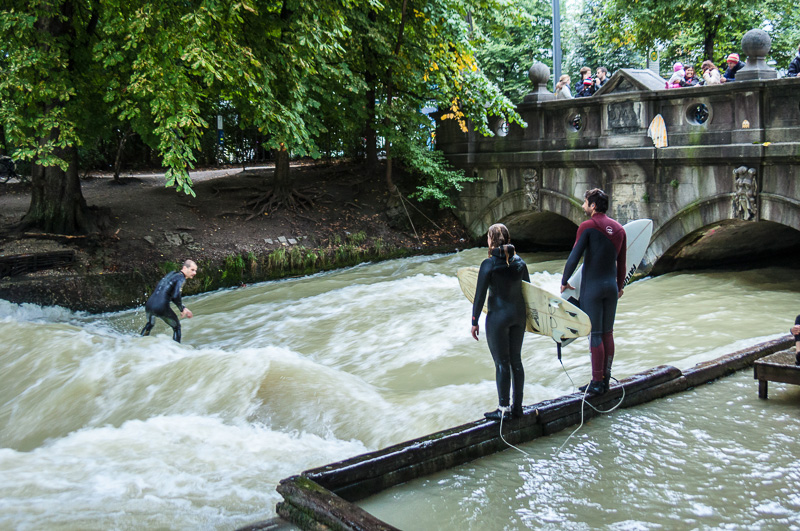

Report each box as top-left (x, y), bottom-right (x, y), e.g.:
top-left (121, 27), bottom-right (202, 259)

top-left (562, 214), bottom-right (626, 382)
top-left (472, 247), bottom-right (531, 411)
top-left (140, 270), bottom-right (187, 342)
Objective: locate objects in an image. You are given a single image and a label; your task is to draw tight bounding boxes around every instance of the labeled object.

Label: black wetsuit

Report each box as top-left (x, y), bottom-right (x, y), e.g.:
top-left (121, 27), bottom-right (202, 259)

top-left (140, 270), bottom-right (187, 342)
top-left (562, 214), bottom-right (626, 382)
top-left (472, 247), bottom-right (531, 411)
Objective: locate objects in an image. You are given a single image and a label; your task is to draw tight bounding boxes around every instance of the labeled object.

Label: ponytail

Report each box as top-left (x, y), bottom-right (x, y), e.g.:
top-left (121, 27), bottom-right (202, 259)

top-left (501, 243), bottom-right (516, 266)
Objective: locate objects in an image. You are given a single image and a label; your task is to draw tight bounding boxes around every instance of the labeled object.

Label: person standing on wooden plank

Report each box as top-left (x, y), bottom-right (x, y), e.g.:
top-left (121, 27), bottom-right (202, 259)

top-left (791, 317), bottom-right (800, 365)
top-left (141, 260), bottom-right (197, 343)
top-left (561, 189), bottom-right (627, 395)
top-left (471, 224), bottom-right (531, 421)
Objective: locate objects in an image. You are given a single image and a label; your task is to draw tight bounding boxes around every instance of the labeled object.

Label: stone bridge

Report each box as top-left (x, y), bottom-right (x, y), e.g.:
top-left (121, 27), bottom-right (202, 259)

top-left (437, 65), bottom-right (800, 275)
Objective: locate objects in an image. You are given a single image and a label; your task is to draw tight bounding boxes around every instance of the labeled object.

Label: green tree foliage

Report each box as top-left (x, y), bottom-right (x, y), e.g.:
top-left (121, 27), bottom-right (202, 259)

top-left (563, 0), bottom-right (645, 78)
top-left (356, 0), bottom-right (527, 204)
top-left (596, 0), bottom-right (799, 74)
top-left (472, 0), bottom-right (553, 102)
top-left (0, 0), bottom-right (363, 232)
top-left (1, 0), bottom-right (529, 231)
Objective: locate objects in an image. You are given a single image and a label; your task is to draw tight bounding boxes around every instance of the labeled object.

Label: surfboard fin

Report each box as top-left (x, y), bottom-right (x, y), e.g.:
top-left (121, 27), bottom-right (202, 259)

top-left (560, 337), bottom-right (577, 348)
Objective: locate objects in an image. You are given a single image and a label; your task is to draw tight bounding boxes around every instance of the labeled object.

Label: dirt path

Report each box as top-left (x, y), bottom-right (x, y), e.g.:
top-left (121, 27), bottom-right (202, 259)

top-left (0, 161), bottom-right (471, 310)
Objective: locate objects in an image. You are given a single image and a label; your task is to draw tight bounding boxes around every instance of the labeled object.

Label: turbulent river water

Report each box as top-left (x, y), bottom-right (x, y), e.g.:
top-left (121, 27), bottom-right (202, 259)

top-left (2, 248), bottom-right (799, 530)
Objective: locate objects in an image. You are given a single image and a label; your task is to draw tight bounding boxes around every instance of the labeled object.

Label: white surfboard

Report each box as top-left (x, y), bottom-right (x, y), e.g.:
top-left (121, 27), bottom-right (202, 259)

top-left (457, 267), bottom-right (591, 343)
top-left (561, 218), bottom-right (653, 303)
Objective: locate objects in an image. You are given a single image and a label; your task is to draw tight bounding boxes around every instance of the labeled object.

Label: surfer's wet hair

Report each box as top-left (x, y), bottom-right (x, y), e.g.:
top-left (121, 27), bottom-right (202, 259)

top-left (487, 223), bottom-right (516, 265)
top-left (584, 188), bottom-right (609, 213)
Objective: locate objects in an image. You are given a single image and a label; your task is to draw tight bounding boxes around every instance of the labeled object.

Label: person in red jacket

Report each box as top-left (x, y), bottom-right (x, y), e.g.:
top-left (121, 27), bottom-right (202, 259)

top-left (561, 189), bottom-right (627, 395)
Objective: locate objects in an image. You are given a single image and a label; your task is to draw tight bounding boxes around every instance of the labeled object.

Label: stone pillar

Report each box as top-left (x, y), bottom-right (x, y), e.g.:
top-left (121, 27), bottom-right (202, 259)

top-left (523, 62), bottom-right (554, 102)
top-left (737, 28), bottom-right (778, 81)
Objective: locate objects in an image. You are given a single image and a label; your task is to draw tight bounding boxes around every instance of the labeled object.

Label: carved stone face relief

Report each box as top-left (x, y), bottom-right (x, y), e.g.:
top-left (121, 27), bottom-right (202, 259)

top-left (732, 166), bottom-right (758, 221)
top-left (523, 169), bottom-right (539, 211)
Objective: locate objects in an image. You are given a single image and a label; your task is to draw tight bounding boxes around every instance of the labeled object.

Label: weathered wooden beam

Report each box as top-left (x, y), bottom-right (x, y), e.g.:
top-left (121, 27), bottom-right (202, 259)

top-left (683, 336), bottom-right (794, 387)
top-left (306, 406), bottom-right (542, 492)
top-left (331, 422), bottom-right (545, 502)
top-left (276, 476), bottom-right (399, 531)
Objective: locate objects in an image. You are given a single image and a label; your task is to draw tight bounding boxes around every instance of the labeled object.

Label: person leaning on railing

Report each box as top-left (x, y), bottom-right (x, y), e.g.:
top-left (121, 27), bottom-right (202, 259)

top-left (681, 65), bottom-right (701, 86)
top-left (788, 44), bottom-right (800, 78)
top-left (700, 60), bottom-right (721, 85)
top-left (554, 75), bottom-right (573, 99)
top-left (720, 53), bottom-right (745, 83)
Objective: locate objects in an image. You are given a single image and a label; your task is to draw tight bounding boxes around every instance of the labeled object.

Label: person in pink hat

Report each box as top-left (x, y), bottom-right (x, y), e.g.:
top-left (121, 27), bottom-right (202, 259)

top-left (720, 53), bottom-right (745, 83)
top-left (667, 62), bottom-right (685, 88)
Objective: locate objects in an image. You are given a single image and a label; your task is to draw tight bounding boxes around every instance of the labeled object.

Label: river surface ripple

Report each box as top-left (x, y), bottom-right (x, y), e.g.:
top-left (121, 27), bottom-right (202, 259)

top-left (1, 249), bottom-right (798, 529)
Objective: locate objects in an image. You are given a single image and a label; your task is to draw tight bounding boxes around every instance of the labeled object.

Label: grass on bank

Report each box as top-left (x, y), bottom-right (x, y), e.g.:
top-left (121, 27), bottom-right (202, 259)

top-left (156, 231), bottom-right (413, 297)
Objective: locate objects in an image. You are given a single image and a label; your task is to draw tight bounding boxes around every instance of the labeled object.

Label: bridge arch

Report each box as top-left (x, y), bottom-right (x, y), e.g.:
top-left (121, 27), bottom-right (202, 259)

top-left (647, 194), bottom-right (800, 275)
top-left (467, 189), bottom-right (584, 250)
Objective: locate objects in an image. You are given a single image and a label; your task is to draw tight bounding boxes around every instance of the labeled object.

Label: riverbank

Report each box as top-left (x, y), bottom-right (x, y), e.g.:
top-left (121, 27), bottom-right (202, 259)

top-left (0, 161), bottom-right (474, 312)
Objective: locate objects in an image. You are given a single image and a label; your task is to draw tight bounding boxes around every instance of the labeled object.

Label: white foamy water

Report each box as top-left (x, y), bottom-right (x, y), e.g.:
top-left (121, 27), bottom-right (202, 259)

top-left (2, 249), bottom-right (799, 529)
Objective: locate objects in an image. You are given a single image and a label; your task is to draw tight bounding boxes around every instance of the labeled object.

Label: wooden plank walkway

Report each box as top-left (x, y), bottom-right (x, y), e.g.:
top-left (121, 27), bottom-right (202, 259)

top-left (754, 349), bottom-right (800, 399)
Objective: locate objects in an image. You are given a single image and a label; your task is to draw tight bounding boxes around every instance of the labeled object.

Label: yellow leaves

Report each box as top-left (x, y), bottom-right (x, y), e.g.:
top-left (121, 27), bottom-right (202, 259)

top-left (441, 97), bottom-right (468, 133)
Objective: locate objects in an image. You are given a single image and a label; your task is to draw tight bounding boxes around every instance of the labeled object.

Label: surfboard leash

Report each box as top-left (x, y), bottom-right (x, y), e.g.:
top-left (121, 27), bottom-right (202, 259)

top-left (496, 407), bottom-right (530, 456)
top-left (552, 368), bottom-right (625, 457)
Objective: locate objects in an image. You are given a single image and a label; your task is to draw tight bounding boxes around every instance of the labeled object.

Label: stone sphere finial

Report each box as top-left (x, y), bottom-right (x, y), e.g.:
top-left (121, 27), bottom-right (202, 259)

top-left (737, 28), bottom-right (777, 81)
top-left (741, 28), bottom-right (771, 58)
top-left (523, 61), bottom-right (554, 102)
top-left (528, 62), bottom-right (551, 86)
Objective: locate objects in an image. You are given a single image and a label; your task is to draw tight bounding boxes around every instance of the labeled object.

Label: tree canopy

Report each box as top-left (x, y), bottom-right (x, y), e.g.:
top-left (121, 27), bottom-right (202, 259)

top-left (2, 0), bottom-right (799, 234)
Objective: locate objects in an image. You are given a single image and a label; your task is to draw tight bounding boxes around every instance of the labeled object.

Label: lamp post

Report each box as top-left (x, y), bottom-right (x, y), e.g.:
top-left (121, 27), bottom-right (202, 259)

top-left (553, 0), bottom-right (561, 82)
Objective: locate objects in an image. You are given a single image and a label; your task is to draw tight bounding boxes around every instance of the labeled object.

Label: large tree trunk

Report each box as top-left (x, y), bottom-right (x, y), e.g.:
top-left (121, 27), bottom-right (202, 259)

top-left (382, 0), bottom-right (409, 196)
top-left (23, 143), bottom-right (94, 234)
top-left (113, 126), bottom-right (133, 182)
top-left (22, 2), bottom-right (94, 234)
top-left (274, 145), bottom-right (291, 192)
top-left (703, 13), bottom-right (721, 61)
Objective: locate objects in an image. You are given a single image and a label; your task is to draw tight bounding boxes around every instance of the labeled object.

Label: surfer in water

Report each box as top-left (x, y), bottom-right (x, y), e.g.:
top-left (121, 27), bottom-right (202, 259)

top-left (471, 224), bottom-right (531, 421)
top-left (140, 259), bottom-right (197, 343)
top-left (561, 189), bottom-right (627, 395)
top-left (791, 317), bottom-right (800, 365)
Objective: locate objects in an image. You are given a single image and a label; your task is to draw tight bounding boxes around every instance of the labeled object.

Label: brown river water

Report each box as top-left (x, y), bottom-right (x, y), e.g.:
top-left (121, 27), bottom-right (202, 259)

top-left (1, 248), bottom-right (798, 529)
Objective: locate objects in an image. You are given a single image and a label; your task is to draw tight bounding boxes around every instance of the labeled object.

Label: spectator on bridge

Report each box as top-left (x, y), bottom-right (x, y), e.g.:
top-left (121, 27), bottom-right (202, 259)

top-left (574, 67), bottom-right (594, 97)
top-left (576, 78), bottom-right (595, 97)
top-left (681, 65), bottom-right (701, 86)
top-left (720, 53), bottom-right (745, 82)
top-left (667, 62), bottom-right (685, 88)
top-left (555, 75), bottom-right (573, 99)
top-left (700, 60), bottom-right (722, 85)
top-left (788, 44), bottom-right (800, 77)
top-left (594, 67), bottom-right (610, 90)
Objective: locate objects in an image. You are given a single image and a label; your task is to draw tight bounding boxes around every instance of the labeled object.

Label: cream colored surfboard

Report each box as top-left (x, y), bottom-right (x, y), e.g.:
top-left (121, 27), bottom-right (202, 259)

top-left (457, 267), bottom-right (591, 343)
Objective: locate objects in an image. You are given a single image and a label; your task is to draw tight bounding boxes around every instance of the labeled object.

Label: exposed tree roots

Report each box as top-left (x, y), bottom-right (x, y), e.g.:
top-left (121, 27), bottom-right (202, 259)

top-left (245, 187), bottom-right (319, 221)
